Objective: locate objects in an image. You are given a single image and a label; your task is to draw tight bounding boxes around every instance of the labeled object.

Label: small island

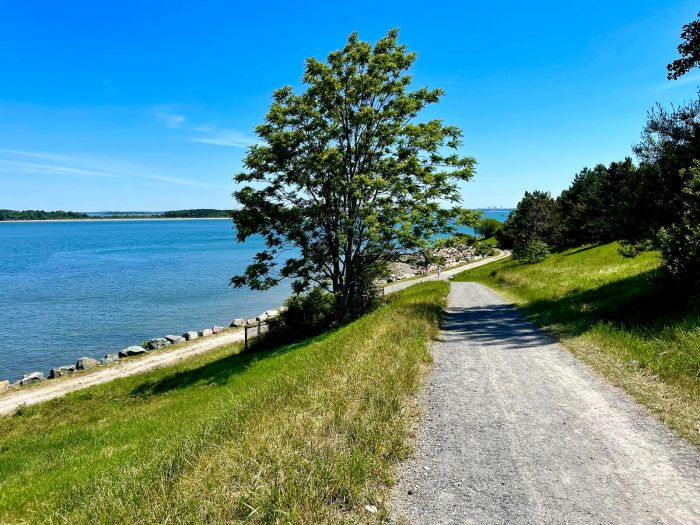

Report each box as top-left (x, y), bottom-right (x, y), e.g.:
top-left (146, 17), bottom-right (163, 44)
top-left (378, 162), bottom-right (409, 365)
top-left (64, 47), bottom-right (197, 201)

top-left (0, 209), bottom-right (231, 221)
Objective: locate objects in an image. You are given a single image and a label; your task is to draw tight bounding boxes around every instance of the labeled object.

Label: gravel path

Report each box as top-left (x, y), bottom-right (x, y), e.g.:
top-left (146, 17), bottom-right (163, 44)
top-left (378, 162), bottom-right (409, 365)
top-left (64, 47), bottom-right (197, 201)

top-left (391, 282), bottom-right (700, 525)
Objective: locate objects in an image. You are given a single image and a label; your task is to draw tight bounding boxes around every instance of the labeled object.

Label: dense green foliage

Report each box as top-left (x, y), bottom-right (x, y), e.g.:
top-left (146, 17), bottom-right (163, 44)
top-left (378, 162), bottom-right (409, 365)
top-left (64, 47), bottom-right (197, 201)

top-left (475, 217), bottom-right (503, 239)
top-left (501, 191), bottom-right (559, 262)
top-left (667, 11), bottom-right (700, 80)
top-left (0, 282), bottom-right (447, 524)
top-left (231, 30), bottom-right (475, 319)
top-left (658, 161), bottom-right (700, 290)
top-left (161, 209), bottom-right (230, 218)
top-left (454, 244), bottom-right (700, 446)
top-left (0, 209), bottom-right (88, 221)
top-left (0, 209), bottom-right (230, 221)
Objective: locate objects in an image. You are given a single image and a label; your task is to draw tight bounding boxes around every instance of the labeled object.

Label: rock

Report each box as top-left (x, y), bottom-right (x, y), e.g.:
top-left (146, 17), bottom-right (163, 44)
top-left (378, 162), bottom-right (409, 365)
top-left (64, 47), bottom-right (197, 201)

top-left (76, 357), bottom-right (100, 370)
top-left (198, 328), bottom-right (213, 337)
top-left (165, 334), bottom-right (185, 344)
top-left (49, 365), bottom-right (75, 379)
top-left (102, 353), bottom-right (120, 364)
top-left (255, 312), bottom-right (268, 322)
top-left (183, 331), bottom-right (199, 341)
top-left (246, 319), bottom-right (257, 326)
top-left (147, 337), bottom-right (170, 350)
top-left (20, 371), bottom-right (45, 386)
top-left (264, 309), bottom-right (279, 319)
top-left (119, 346), bottom-right (147, 358)
top-left (230, 318), bottom-right (246, 327)
top-left (212, 325), bottom-right (224, 334)
top-left (0, 380), bottom-right (9, 393)
top-left (365, 505), bottom-right (378, 514)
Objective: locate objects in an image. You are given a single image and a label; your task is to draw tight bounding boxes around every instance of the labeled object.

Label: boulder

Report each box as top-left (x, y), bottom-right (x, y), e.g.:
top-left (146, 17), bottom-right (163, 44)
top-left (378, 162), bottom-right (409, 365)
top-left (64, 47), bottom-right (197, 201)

top-left (102, 353), bottom-right (120, 364)
top-left (198, 328), bottom-right (213, 337)
top-left (246, 319), bottom-right (257, 326)
top-left (118, 346), bottom-right (147, 358)
top-left (230, 319), bottom-right (245, 327)
top-left (147, 337), bottom-right (170, 350)
top-left (264, 309), bottom-right (279, 319)
top-left (20, 371), bottom-right (45, 386)
top-left (49, 365), bottom-right (75, 379)
top-left (212, 325), bottom-right (224, 334)
top-left (76, 357), bottom-right (100, 370)
top-left (0, 380), bottom-right (9, 393)
top-left (165, 334), bottom-right (185, 344)
top-left (183, 331), bottom-right (199, 341)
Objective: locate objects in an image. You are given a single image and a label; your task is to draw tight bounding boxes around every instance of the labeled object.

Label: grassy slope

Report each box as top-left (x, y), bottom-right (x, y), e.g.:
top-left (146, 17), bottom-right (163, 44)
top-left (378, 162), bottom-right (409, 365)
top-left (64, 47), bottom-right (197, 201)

top-left (454, 243), bottom-right (700, 447)
top-left (0, 281), bottom-right (448, 524)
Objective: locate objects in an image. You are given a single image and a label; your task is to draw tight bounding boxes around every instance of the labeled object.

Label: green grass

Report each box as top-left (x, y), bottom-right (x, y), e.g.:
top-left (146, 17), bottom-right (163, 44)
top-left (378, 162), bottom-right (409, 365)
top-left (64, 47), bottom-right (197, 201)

top-left (454, 243), bottom-right (700, 447)
top-left (0, 281), bottom-right (448, 524)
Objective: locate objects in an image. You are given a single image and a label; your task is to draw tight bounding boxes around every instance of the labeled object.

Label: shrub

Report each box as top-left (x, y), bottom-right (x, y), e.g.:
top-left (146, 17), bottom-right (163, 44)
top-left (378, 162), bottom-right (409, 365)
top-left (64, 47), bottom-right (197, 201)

top-left (512, 240), bottom-right (550, 264)
top-left (270, 287), bottom-right (337, 343)
top-left (474, 243), bottom-right (497, 257)
top-left (475, 218), bottom-right (502, 239)
top-left (618, 239), bottom-right (653, 258)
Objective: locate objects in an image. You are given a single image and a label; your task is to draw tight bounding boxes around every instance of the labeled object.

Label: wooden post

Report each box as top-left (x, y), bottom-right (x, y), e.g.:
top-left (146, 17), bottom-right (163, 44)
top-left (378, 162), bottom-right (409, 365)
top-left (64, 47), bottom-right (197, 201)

top-left (244, 325), bottom-right (248, 350)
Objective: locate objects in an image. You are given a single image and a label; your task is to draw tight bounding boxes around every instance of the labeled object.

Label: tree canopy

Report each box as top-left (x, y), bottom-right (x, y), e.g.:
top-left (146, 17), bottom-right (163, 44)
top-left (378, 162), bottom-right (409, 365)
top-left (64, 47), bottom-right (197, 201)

top-left (667, 11), bottom-right (700, 80)
top-left (231, 30), bottom-right (476, 318)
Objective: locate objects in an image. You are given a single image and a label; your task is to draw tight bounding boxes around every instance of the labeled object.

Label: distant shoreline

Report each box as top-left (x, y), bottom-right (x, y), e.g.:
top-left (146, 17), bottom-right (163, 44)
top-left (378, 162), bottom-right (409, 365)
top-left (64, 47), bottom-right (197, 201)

top-left (0, 217), bottom-right (231, 224)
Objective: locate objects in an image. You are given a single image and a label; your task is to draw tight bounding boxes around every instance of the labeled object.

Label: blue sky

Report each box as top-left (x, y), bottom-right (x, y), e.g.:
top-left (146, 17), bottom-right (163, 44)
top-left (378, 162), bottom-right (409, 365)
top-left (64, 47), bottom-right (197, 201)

top-left (1, 0), bottom-right (699, 211)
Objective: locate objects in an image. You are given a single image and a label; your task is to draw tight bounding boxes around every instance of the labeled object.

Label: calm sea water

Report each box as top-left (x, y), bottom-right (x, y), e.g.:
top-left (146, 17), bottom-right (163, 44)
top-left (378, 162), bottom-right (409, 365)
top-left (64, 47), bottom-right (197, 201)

top-left (0, 211), bottom-right (509, 381)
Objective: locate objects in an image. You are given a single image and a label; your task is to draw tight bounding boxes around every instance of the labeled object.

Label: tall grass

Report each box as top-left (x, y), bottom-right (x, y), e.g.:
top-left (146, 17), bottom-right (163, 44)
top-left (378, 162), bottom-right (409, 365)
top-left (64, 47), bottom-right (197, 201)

top-left (0, 281), bottom-right (448, 524)
top-left (454, 243), bottom-right (700, 447)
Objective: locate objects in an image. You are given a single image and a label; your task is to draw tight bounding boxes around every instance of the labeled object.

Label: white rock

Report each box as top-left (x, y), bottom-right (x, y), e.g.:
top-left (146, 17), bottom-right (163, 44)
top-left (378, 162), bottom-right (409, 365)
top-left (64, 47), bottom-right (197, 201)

top-left (198, 328), bottom-right (213, 337)
top-left (119, 346), bottom-right (148, 358)
top-left (76, 357), bottom-right (100, 370)
top-left (20, 371), bottom-right (45, 386)
top-left (102, 353), bottom-right (120, 364)
top-left (230, 318), bottom-right (246, 327)
top-left (183, 331), bottom-right (199, 341)
top-left (212, 325), bottom-right (224, 334)
top-left (49, 365), bottom-right (75, 378)
top-left (0, 380), bottom-right (9, 393)
top-left (165, 334), bottom-right (185, 344)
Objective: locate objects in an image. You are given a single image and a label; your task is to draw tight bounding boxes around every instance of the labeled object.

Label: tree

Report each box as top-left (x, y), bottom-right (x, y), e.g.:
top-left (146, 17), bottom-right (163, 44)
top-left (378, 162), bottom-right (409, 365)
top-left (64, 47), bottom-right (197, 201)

top-left (557, 158), bottom-right (640, 246)
top-left (475, 217), bottom-right (502, 239)
top-left (231, 30), bottom-right (476, 319)
top-left (658, 161), bottom-right (700, 292)
top-left (633, 95), bottom-right (700, 237)
top-left (502, 191), bottom-right (560, 262)
top-left (667, 12), bottom-right (700, 80)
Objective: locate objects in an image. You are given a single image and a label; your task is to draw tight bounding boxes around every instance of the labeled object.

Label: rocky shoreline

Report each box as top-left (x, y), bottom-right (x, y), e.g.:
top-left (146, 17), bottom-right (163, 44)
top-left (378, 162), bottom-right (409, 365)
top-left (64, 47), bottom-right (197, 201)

top-left (0, 245), bottom-right (488, 395)
top-left (0, 308), bottom-right (282, 395)
top-left (384, 244), bottom-right (486, 283)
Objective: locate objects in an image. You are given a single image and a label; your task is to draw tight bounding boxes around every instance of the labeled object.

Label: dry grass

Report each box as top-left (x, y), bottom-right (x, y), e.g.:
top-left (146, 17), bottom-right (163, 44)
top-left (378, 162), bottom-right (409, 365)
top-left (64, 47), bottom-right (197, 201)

top-left (0, 282), bottom-right (448, 524)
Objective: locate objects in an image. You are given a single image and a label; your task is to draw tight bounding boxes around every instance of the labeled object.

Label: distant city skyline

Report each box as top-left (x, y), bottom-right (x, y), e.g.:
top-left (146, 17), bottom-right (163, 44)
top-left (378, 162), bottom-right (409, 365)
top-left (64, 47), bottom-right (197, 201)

top-left (1, 0), bottom-right (699, 210)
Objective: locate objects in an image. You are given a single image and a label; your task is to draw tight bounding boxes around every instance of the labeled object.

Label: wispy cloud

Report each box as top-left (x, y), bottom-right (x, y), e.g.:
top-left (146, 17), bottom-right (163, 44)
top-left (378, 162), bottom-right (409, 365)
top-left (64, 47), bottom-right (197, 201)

top-left (153, 107), bottom-right (256, 148)
top-left (0, 149), bottom-right (218, 189)
top-left (155, 109), bottom-right (186, 129)
top-left (187, 125), bottom-right (257, 148)
top-left (656, 72), bottom-right (700, 92)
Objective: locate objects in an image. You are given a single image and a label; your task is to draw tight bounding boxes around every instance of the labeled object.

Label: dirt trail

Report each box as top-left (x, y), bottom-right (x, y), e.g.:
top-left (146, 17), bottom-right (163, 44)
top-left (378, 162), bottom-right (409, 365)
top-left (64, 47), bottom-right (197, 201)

top-left (0, 252), bottom-right (508, 416)
top-left (391, 282), bottom-right (700, 524)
